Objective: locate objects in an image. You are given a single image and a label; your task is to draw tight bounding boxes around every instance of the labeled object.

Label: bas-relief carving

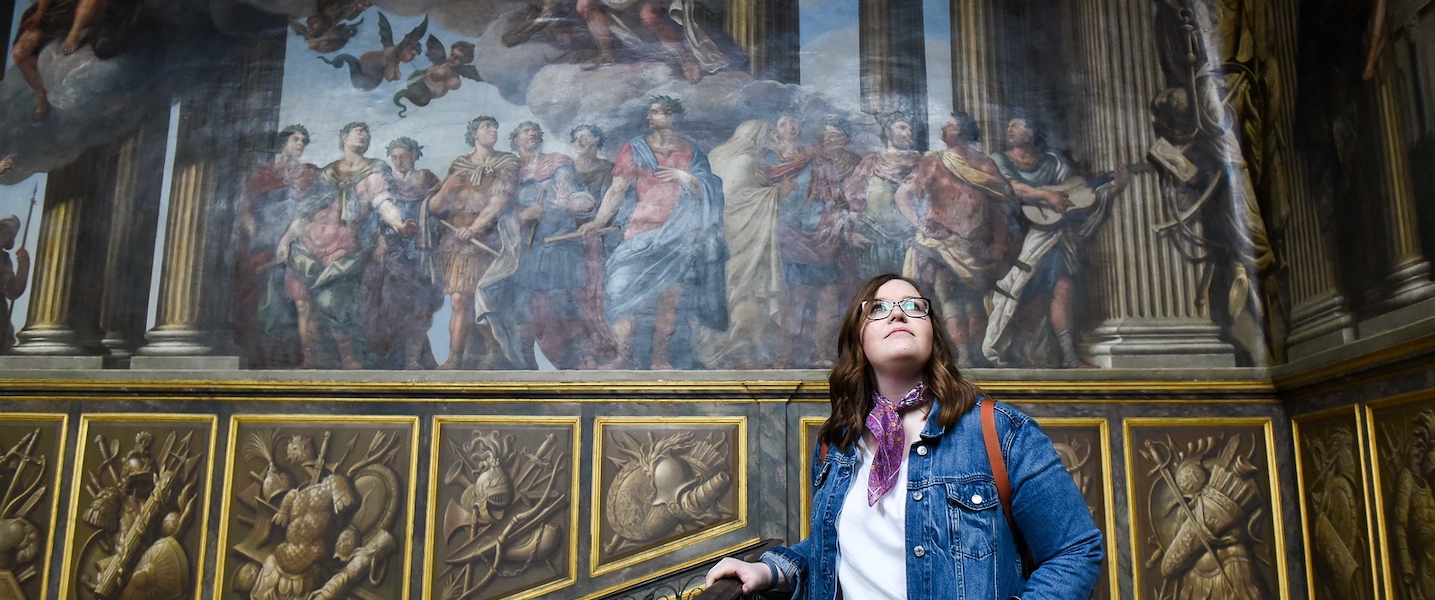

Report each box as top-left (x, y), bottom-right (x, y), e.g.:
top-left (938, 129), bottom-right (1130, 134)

top-left (0, 415), bottom-right (65, 600)
top-left (427, 419), bottom-right (578, 600)
top-left (1295, 410), bottom-right (1375, 600)
top-left (60, 416), bottom-right (215, 600)
top-left (1372, 401), bottom-right (1435, 600)
top-left (216, 417), bottom-right (418, 600)
top-left (1043, 421), bottom-right (1114, 600)
top-left (594, 419), bottom-right (744, 575)
top-left (1125, 420), bottom-right (1286, 600)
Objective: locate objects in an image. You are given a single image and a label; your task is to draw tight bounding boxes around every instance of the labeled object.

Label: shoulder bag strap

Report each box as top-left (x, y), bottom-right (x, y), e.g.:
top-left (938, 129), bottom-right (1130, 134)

top-left (981, 398), bottom-right (1037, 577)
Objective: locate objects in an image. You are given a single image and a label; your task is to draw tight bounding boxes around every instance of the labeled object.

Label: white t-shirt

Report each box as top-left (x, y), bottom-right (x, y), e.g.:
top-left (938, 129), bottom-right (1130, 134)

top-left (835, 407), bottom-right (928, 599)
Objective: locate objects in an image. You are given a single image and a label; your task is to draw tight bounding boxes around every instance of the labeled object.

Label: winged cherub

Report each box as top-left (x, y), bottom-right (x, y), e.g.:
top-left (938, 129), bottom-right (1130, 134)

top-left (319, 13), bottom-right (427, 91)
top-left (393, 36), bottom-right (480, 117)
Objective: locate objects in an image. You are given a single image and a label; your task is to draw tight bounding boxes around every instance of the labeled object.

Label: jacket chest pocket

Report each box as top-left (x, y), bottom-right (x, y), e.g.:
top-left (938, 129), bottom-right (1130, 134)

top-left (946, 481), bottom-right (1000, 559)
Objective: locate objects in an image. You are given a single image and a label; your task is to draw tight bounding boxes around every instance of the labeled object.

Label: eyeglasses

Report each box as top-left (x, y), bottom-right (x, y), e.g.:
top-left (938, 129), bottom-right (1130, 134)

top-left (860, 297), bottom-right (931, 321)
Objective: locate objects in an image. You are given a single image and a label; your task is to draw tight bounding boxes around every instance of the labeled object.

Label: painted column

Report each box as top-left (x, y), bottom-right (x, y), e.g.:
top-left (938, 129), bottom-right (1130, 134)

top-left (949, 0), bottom-right (1003, 154)
top-left (9, 148), bottom-right (114, 359)
top-left (136, 33), bottom-right (285, 366)
top-left (97, 110), bottom-right (170, 361)
top-left (1272, 0), bottom-right (1356, 357)
top-left (1368, 65), bottom-right (1435, 311)
top-left (1070, 0), bottom-right (1235, 368)
top-left (726, 0), bottom-right (800, 83)
top-left (861, 0), bottom-right (928, 151)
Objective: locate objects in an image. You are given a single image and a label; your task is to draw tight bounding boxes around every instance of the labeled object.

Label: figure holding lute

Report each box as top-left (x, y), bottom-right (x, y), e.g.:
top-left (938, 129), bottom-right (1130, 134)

top-left (981, 114), bottom-right (1143, 368)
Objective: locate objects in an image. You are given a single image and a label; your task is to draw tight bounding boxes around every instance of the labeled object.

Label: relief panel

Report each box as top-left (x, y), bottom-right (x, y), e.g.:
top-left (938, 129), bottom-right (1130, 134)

top-left (425, 417), bottom-right (580, 600)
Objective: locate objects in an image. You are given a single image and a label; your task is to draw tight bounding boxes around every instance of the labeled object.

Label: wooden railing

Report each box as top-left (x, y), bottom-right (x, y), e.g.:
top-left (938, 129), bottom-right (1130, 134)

top-left (597, 539), bottom-right (784, 600)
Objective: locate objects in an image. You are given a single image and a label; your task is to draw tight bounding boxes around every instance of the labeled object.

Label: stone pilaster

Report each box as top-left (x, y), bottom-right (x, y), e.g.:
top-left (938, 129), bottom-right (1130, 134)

top-left (97, 110), bottom-right (169, 362)
top-left (6, 148), bottom-right (113, 363)
top-left (726, 0), bottom-right (799, 83)
top-left (1070, 0), bottom-right (1235, 368)
top-left (1369, 65), bottom-right (1435, 311)
top-left (950, 0), bottom-right (1004, 154)
top-left (134, 33), bottom-right (285, 368)
top-left (860, 0), bottom-right (928, 151)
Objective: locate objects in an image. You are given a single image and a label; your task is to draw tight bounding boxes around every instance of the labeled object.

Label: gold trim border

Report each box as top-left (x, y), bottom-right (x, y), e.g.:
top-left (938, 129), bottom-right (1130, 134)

top-left (0, 413), bottom-right (67, 600)
top-left (423, 416), bottom-right (582, 600)
top-left (1121, 417), bottom-right (1289, 600)
top-left (1292, 405), bottom-right (1380, 600)
top-left (213, 414), bottom-right (421, 600)
top-left (797, 416), bottom-right (826, 540)
top-left (1036, 417), bottom-right (1119, 600)
top-left (590, 416), bottom-right (749, 577)
top-left (58, 413), bottom-right (217, 600)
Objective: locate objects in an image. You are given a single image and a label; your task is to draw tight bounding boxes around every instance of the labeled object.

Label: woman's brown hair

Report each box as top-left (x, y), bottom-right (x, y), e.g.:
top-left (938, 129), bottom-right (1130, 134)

top-left (817, 273), bottom-right (981, 450)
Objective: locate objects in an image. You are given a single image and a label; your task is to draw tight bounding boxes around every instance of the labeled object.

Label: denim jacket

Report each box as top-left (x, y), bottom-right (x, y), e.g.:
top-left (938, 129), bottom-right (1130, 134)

top-left (763, 397), bottom-right (1102, 600)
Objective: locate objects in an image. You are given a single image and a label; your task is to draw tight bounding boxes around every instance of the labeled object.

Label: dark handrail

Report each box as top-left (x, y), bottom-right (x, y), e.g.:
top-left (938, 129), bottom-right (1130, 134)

top-left (692, 540), bottom-right (789, 600)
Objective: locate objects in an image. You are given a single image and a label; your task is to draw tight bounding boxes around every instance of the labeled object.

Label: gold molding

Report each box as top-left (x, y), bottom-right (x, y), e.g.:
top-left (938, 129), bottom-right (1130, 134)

top-left (1276, 332), bottom-right (1435, 391)
top-left (1036, 417), bottom-right (1119, 600)
top-left (212, 414), bottom-right (420, 600)
top-left (797, 416), bottom-right (827, 540)
top-left (574, 537), bottom-right (763, 600)
top-left (1122, 417), bottom-right (1289, 600)
top-left (590, 416), bottom-right (749, 577)
top-left (0, 377), bottom-right (1273, 397)
top-left (1292, 405), bottom-right (1380, 600)
top-left (423, 416), bottom-right (582, 600)
top-left (58, 413), bottom-right (217, 600)
top-left (0, 413), bottom-right (67, 600)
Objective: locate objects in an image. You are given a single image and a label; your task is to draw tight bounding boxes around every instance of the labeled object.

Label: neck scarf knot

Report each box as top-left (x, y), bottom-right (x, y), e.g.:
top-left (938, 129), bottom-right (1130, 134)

top-left (865, 382), bottom-right (926, 506)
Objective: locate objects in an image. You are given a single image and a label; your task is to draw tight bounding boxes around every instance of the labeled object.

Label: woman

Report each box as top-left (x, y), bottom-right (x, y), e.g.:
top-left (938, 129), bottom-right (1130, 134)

top-left (706, 273), bottom-right (1102, 598)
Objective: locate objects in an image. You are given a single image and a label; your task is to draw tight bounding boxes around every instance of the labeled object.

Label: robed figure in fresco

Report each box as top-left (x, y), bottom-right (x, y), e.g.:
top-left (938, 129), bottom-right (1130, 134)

top-left (508, 122), bottom-right (599, 369)
top-left (845, 114), bottom-right (922, 282)
top-left (369, 136), bottom-right (442, 370)
top-left (702, 119), bottom-right (782, 369)
top-left (0, 215), bottom-right (29, 354)
top-left (428, 117), bottom-right (522, 369)
top-left (236, 125), bottom-right (318, 369)
top-left (275, 122), bottom-right (419, 370)
top-left (982, 115), bottom-right (1130, 368)
top-left (579, 96), bottom-right (727, 369)
top-left (896, 112), bottom-right (1018, 368)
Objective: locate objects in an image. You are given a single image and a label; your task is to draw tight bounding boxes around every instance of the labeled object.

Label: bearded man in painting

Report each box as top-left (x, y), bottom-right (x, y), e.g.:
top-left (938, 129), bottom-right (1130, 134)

top-left (578, 96), bottom-right (727, 369)
top-left (275, 122), bottom-right (418, 370)
top-left (844, 113), bottom-right (922, 281)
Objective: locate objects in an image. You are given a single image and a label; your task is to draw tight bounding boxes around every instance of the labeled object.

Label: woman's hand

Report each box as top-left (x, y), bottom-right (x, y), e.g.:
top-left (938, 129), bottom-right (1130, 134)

top-left (704, 557), bottom-right (773, 594)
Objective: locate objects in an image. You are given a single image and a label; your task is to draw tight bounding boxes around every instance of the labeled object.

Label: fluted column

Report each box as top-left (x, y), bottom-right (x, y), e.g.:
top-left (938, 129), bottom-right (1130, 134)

top-left (1368, 64), bottom-right (1435, 310)
top-left (135, 33), bottom-right (285, 367)
top-left (726, 0), bottom-right (799, 83)
top-left (97, 110), bottom-right (169, 361)
top-left (7, 148), bottom-right (114, 360)
top-left (1071, 0), bottom-right (1234, 368)
top-left (950, 0), bottom-right (1003, 154)
top-left (1272, 0), bottom-right (1355, 358)
top-left (861, 0), bottom-right (928, 151)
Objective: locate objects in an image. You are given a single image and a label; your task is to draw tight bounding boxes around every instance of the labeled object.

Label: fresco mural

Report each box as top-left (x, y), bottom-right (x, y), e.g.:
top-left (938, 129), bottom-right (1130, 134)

top-left (0, 0), bottom-right (1431, 371)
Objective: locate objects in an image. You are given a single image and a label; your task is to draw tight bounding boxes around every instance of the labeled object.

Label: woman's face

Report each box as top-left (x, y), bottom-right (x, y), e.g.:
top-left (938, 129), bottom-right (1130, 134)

top-left (860, 279), bottom-right (933, 373)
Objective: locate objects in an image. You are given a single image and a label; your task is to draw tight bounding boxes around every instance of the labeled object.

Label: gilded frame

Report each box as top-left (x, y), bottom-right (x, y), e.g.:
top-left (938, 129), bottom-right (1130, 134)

top-left (212, 414), bottom-right (421, 600)
top-left (797, 415), bottom-right (826, 540)
top-left (57, 413), bottom-right (217, 600)
top-left (424, 415), bottom-right (583, 600)
top-left (1036, 417), bottom-right (1119, 600)
top-left (590, 415), bottom-right (749, 577)
top-left (0, 413), bottom-right (67, 600)
top-left (1364, 386), bottom-right (1435, 600)
top-left (1122, 417), bottom-right (1289, 600)
top-left (1292, 404), bottom-right (1379, 600)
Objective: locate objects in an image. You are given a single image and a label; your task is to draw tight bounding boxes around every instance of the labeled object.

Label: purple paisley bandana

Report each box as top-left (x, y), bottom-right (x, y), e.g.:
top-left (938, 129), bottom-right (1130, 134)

top-left (865, 382), bottom-right (926, 506)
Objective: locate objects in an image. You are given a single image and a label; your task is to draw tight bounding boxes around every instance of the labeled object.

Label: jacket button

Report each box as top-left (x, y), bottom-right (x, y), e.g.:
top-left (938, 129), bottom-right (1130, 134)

top-left (972, 494), bottom-right (983, 505)
top-left (915, 445), bottom-right (928, 456)
top-left (913, 545), bottom-right (926, 558)
top-left (913, 491), bottom-right (923, 501)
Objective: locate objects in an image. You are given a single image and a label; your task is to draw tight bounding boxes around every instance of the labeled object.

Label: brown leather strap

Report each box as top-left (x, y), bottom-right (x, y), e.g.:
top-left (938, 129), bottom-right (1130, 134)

top-left (981, 398), bottom-right (1036, 576)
